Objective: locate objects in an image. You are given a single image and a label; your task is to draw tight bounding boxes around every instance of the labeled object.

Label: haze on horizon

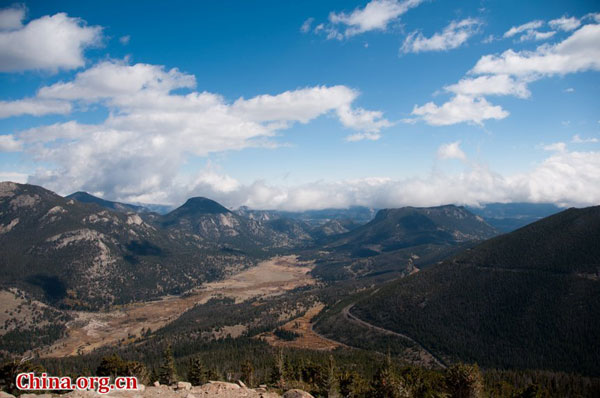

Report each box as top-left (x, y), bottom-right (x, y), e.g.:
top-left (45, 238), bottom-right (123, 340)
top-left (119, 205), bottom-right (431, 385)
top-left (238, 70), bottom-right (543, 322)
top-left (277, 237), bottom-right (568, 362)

top-left (0, 0), bottom-right (599, 211)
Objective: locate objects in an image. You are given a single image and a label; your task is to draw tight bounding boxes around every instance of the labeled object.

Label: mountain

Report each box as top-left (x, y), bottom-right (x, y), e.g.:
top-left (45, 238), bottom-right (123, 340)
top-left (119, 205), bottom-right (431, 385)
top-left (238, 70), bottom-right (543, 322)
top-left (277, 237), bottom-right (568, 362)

top-left (351, 206), bottom-right (600, 376)
top-left (467, 202), bottom-right (564, 232)
top-left (308, 205), bottom-right (498, 282)
top-left (0, 182), bottom-right (252, 310)
top-left (325, 205), bottom-right (498, 252)
top-left (161, 197), bottom-right (314, 250)
top-left (235, 206), bottom-right (376, 227)
top-left (66, 191), bottom-right (149, 213)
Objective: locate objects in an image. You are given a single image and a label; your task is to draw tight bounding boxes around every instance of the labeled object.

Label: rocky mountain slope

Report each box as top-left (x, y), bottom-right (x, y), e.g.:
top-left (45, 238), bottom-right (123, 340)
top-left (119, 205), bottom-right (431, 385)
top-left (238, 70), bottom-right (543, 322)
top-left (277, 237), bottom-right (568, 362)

top-left (0, 183), bottom-right (251, 310)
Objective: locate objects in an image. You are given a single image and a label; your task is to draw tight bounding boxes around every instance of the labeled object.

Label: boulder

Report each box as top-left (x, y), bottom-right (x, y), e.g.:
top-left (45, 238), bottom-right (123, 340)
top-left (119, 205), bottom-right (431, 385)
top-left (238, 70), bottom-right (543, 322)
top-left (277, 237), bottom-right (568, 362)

top-left (283, 390), bottom-right (314, 398)
top-left (176, 382), bottom-right (192, 391)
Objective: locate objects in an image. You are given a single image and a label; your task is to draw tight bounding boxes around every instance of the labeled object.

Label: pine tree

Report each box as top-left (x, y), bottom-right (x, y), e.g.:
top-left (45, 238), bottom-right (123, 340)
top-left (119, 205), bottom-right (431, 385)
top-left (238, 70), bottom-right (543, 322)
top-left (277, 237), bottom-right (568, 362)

top-left (325, 355), bottom-right (341, 398)
top-left (370, 355), bottom-right (409, 398)
top-left (271, 348), bottom-right (285, 389)
top-left (188, 357), bottom-right (208, 386)
top-left (159, 345), bottom-right (177, 385)
top-left (241, 360), bottom-right (255, 387)
top-left (443, 363), bottom-right (483, 398)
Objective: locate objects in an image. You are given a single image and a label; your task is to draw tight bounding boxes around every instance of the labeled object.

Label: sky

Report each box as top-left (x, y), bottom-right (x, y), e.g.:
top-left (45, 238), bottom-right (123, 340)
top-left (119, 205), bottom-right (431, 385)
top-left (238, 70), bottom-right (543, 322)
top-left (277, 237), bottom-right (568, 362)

top-left (0, 0), bottom-right (599, 210)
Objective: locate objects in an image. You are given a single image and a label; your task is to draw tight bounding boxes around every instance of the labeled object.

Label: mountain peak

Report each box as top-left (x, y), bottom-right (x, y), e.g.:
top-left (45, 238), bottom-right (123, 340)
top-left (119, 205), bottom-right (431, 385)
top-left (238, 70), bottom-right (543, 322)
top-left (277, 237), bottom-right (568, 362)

top-left (173, 197), bottom-right (231, 215)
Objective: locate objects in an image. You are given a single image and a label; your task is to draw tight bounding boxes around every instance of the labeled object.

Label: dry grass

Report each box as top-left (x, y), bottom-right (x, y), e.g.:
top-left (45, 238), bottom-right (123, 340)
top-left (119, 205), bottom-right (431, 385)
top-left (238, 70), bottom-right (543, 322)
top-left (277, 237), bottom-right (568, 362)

top-left (258, 303), bottom-right (342, 351)
top-left (39, 255), bottom-right (315, 357)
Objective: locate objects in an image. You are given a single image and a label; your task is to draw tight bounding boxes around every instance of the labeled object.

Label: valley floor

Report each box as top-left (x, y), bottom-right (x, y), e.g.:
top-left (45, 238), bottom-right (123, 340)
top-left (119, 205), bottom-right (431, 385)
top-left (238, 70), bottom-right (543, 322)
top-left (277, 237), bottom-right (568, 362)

top-left (39, 256), bottom-right (315, 358)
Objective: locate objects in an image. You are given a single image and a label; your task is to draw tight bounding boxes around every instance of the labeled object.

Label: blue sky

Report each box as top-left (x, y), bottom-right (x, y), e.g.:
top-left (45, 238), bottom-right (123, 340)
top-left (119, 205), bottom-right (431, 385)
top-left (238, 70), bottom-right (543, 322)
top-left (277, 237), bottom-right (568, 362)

top-left (0, 0), bottom-right (599, 209)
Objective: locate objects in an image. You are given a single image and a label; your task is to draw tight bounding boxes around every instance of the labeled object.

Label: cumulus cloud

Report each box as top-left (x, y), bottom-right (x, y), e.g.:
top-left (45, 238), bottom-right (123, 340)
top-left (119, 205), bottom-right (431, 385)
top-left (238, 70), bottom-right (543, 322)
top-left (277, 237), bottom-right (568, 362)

top-left (325, 0), bottom-right (423, 39)
top-left (0, 7), bottom-right (102, 72)
top-left (119, 35), bottom-right (130, 45)
top-left (411, 94), bottom-right (508, 126)
top-left (9, 60), bottom-right (391, 199)
top-left (345, 132), bottom-right (381, 142)
top-left (0, 134), bottom-right (22, 151)
top-left (542, 142), bottom-right (567, 152)
top-left (444, 74), bottom-right (531, 98)
top-left (472, 24), bottom-right (600, 77)
top-left (411, 20), bottom-right (600, 126)
top-left (0, 171), bottom-right (28, 183)
top-left (0, 4), bottom-right (25, 30)
top-left (572, 134), bottom-right (598, 144)
top-left (154, 149), bottom-right (600, 210)
top-left (549, 16), bottom-right (581, 32)
top-left (503, 20), bottom-right (544, 38)
top-left (0, 98), bottom-right (72, 118)
top-left (401, 18), bottom-right (482, 53)
top-left (518, 29), bottom-right (556, 42)
top-left (437, 141), bottom-right (466, 160)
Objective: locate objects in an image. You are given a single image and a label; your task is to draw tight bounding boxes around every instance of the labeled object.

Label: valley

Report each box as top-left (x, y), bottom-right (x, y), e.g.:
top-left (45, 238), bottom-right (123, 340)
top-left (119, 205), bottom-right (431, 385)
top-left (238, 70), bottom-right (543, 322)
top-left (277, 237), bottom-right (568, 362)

top-left (39, 256), bottom-right (315, 358)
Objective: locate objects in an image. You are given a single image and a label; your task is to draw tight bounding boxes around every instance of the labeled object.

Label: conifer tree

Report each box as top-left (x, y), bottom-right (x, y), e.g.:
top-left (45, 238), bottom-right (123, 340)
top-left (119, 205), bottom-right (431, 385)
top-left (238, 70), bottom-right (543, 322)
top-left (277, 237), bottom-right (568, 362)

top-left (443, 363), bottom-right (483, 398)
top-left (325, 355), bottom-right (341, 398)
top-left (159, 345), bottom-right (177, 385)
top-left (241, 360), bottom-right (255, 387)
top-left (188, 357), bottom-right (208, 386)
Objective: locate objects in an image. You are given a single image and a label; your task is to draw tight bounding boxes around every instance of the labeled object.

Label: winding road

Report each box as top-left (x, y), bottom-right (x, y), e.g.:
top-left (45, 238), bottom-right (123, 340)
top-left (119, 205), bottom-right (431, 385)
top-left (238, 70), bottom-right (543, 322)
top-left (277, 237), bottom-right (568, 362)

top-left (341, 303), bottom-right (447, 368)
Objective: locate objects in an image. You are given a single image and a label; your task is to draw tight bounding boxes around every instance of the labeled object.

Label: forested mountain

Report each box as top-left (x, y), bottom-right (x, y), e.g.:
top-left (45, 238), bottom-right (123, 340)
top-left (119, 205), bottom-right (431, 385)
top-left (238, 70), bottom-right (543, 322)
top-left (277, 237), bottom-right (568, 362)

top-left (352, 206), bottom-right (600, 376)
top-left (324, 205), bottom-right (498, 252)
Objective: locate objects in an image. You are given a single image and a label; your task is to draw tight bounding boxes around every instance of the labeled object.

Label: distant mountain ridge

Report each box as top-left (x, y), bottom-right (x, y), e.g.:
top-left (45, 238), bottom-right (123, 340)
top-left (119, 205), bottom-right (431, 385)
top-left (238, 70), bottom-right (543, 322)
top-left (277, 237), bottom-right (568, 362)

top-left (66, 191), bottom-right (149, 213)
top-left (325, 204), bottom-right (498, 252)
top-left (467, 202), bottom-right (564, 232)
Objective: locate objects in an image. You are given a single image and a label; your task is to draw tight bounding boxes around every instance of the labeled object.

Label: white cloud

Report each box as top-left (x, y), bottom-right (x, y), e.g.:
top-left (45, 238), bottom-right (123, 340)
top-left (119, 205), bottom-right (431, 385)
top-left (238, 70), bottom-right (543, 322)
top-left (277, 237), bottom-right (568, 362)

top-left (11, 60), bottom-right (390, 199)
top-left (542, 142), bottom-right (567, 152)
top-left (572, 134), bottom-right (598, 143)
top-left (549, 16), bottom-right (581, 32)
top-left (401, 18), bottom-right (482, 53)
top-left (164, 150), bottom-right (600, 210)
top-left (300, 18), bottom-right (314, 33)
top-left (518, 29), bottom-right (556, 42)
top-left (564, 87), bottom-right (575, 93)
top-left (445, 74), bottom-right (530, 98)
top-left (472, 23), bottom-right (600, 77)
top-left (336, 105), bottom-right (392, 134)
top-left (504, 20), bottom-right (543, 38)
top-left (0, 9), bottom-right (102, 72)
top-left (0, 4), bottom-right (25, 30)
top-left (0, 134), bottom-right (22, 151)
top-left (38, 60), bottom-right (196, 101)
top-left (411, 94), bottom-right (509, 126)
top-left (0, 98), bottom-right (72, 118)
top-left (345, 132), bottom-right (381, 142)
top-left (0, 171), bottom-right (28, 183)
top-left (437, 141), bottom-right (466, 160)
top-left (327, 0), bottom-right (423, 38)
top-left (410, 21), bottom-right (600, 126)
top-left (119, 35), bottom-right (130, 45)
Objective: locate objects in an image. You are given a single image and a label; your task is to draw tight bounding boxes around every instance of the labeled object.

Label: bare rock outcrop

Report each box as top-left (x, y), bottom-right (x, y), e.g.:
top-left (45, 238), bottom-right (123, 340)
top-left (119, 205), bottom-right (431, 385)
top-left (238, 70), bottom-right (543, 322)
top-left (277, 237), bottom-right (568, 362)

top-left (1, 382), bottom-right (311, 398)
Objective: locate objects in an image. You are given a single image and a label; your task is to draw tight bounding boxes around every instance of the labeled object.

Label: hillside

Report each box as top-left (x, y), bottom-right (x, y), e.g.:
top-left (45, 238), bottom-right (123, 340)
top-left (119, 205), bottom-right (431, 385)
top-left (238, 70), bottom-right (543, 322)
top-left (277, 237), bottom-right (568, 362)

top-left (351, 206), bottom-right (600, 376)
top-left (0, 182), bottom-right (253, 311)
